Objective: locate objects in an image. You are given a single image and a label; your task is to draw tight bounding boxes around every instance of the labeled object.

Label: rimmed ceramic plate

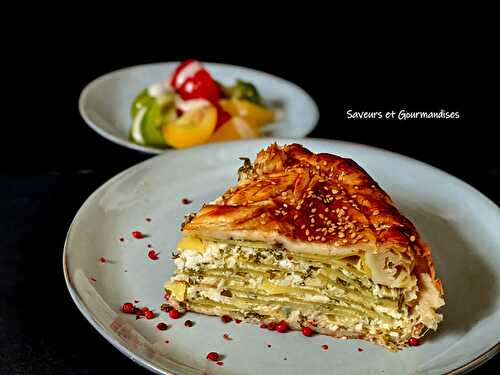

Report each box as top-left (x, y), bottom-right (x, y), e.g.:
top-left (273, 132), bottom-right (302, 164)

top-left (64, 138), bottom-right (500, 374)
top-left (79, 63), bottom-right (319, 154)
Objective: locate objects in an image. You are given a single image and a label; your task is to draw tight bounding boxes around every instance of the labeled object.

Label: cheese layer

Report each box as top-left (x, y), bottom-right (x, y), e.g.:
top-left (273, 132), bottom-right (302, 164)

top-left (166, 237), bottom-right (429, 350)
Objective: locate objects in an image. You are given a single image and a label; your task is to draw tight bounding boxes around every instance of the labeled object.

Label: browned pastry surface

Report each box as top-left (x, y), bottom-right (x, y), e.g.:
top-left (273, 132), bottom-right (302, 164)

top-left (183, 143), bottom-right (442, 295)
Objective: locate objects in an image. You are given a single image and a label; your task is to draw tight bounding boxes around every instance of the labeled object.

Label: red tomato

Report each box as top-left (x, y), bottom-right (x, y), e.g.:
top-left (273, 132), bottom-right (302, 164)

top-left (178, 70), bottom-right (220, 103)
top-left (170, 59), bottom-right (198, 90)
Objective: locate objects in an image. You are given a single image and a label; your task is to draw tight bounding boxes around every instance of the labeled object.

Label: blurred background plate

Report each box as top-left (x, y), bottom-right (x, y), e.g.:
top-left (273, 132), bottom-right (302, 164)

top-left (79, 63), bottom-right (319, 154)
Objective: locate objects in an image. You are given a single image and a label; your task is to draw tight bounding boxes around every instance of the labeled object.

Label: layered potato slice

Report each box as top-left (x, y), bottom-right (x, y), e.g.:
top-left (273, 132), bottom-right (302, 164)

top-left (164, 144), bottom-right (444, 351)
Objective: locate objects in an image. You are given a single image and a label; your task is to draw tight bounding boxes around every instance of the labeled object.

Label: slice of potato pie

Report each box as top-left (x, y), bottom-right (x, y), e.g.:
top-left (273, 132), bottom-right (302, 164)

top-left (165, 143), bottom-right (444, 350)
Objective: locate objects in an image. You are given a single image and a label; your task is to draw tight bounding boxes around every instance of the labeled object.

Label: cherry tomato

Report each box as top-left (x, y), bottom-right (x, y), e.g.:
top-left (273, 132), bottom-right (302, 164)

top-left (178, 70), bottom-right (220, 103)
top-left (170, 60), bottom-right (221, 103)
top-left (170, 59), bottom-right (198, 90)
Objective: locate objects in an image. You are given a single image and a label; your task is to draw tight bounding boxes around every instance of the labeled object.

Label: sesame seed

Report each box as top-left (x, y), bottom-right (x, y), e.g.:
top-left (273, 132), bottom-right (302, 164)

top-left (342, 239), bottom-right (348, 243)
top-left (373, 210), bottom-right (380, 216)
top-left (332, 189), bottom-right (338, 194)
top-left (350, 233), bottom-right (356, 239)
top-left (410, 235), bottom-right (416, 242)
top-left (362, 239), bottom-right (369, 243)
top-left (311, 208), bottom-right (317, 213)
top-left (322, 161), bottom-right (327, 166)
top-left (325, 208), bottom-right (329, 212)
top-left (301, 224), bottom-right (306, 229)
top-left (319, 214), bottom-right (324, 219)
top-left (305, 229), bottom-right (310, 236)
top-left (321, 237), bottom-right (326, 241)
top-left (283, 203), bottom-right (288, 208)
top-left (342, 206), bottom-right (348, 210)
top-left (315, 236), bottom-right (321, 240)
top-left (293, 214), bottom-right (299, 220)
top-left (338, 232), bottom-right (345, 238)
top-left (311, 218), bottom-right (315, 223)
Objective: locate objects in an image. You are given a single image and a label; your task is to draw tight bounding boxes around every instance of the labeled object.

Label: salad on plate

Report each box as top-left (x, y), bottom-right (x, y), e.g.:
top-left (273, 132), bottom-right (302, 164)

top-left (130, 60), bottom-right (277, 149)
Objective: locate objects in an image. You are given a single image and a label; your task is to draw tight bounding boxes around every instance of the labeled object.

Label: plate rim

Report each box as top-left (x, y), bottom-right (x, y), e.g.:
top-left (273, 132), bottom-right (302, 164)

top-left (78, 62), bottom-right (320, 154)
top-left (63, 138), bottom-right (499, 374)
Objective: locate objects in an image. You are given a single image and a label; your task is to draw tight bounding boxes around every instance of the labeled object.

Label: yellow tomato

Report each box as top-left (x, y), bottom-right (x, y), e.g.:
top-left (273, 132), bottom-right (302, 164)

top-left (208, 116), bottom-right (260, 143)
top-left (219, 99), bottom-right (274, 127)
top-left (162, 105), bottom-right (217, 149)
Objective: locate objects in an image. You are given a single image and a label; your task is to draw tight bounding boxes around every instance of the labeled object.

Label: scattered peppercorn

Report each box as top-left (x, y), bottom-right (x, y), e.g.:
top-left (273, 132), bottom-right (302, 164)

top-left (169, 308), bottom-right (181, 319)
top-left (132, 231), bottom-right (143, 239)
top-left (121, 303), bottom-right (134, 314)
top-left (235, 319), bottom-right (241, 324)
top-left (206, 352), bottom-right (220, 361)
top-left (408, 337), bottom-right (420, 346)
top-left (321, 344), bottom-right (329, 351)
top-left (221, 315), bottom-right (232, 323)
top-left (302, 327), bottom-right (313, 337)
top-left (276, 320), bottom-right (288, 333)
top-left (156, 322), bottom-right (168, 331)
top-left (184, 320), bottom-right (193, 327)
top-left (148, 250), bottom-right (159, 260)
top-left (182, 198), bottom-right (193, 205)
top-left (267, 322), bottom-right (277, 331)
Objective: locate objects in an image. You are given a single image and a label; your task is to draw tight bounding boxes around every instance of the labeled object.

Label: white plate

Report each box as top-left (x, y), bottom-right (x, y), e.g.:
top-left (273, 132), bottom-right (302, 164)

top-left (79, 63), bottom-right (319, 154)
top-left (63, 138), bottom-right (500, 374)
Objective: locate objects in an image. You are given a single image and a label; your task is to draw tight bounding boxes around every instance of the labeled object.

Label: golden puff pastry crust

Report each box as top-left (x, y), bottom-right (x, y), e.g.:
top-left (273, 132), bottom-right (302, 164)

top-left (183, 143), bottom-right (443, 297)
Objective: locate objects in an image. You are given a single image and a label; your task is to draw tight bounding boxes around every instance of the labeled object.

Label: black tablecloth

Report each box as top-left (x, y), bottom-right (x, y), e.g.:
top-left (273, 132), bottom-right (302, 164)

top-left (2, 30), bottom-right (498, 373)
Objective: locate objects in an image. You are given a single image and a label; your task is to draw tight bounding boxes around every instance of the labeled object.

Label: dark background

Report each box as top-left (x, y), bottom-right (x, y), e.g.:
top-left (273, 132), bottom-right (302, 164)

top-left (2, 23), bottom-right (497, 373)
